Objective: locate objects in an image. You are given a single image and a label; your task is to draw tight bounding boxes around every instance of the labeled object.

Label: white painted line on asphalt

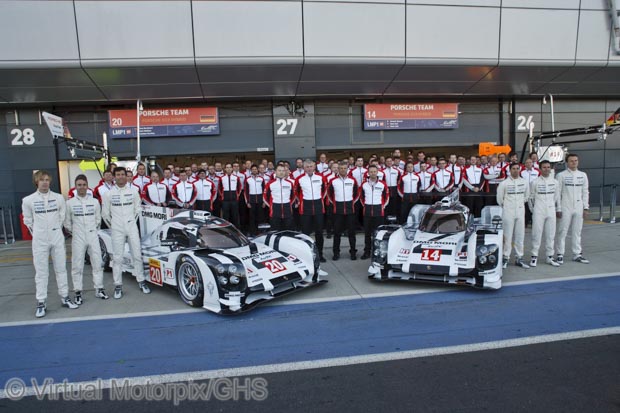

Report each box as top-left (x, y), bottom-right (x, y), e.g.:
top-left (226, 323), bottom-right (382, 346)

top-left (1, 326), bottom-right (618, 400)
top-left (0, 272), bottom-right (617, 328)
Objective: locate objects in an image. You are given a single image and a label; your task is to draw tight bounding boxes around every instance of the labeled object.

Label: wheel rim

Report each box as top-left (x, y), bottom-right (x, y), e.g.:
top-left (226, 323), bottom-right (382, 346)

top-left (178, 262), bottom-right (200, 300)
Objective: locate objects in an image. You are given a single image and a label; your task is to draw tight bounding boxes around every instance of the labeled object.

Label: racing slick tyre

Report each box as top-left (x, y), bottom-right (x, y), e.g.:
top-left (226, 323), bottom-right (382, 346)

top-left (85, 237), bottom-right (112, 272)
top-left (176, 255), bottom-right (204, 308)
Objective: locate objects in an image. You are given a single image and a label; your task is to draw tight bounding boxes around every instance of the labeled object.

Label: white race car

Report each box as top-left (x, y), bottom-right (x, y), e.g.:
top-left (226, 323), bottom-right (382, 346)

top-left (98, 205), bottom-right (327, 314)
top-left (368, 192), bottom-right (503, 289)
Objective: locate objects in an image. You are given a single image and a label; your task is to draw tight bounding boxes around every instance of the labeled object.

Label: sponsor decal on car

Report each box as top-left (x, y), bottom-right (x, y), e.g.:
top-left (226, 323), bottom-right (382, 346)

top-left (420, 249), bottom-right (442, 262)
top-left (148, 258), bottom-right (163, 286)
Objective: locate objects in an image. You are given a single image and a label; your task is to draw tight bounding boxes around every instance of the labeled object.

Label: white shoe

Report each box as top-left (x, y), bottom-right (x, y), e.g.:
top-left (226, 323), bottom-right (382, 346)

top-left (114, 285), bottom-right (123, 299)
top-left (95, 289), bottom-right (109, 300)
top-left (502, 257), bottom-right (508, 269)
top-left (139, 282), bottom-right (151, 294)
top-left (35, 301), bottom-right (46, 318)
top-left (74, 291), bottom-right (83, 305)
top-left (61, 297), bottom-right (79, 309)
top-left (573, 255), bottom-right (590, 264)
top-left (546, 256), bottom-right (560, 267)
top-left (530, 256), bottom-right (537, 267)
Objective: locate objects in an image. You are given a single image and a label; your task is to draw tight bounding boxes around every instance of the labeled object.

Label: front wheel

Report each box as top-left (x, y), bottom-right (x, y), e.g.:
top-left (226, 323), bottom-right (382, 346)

top-left (176, 256), bottom-right (204, 307)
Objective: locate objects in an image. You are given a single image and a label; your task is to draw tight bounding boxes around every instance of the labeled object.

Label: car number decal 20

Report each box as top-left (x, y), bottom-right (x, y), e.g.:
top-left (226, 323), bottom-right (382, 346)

top-left (263, 259), bottom-right (286, 273)
top-left (149, 258), bottom-right (163, 286)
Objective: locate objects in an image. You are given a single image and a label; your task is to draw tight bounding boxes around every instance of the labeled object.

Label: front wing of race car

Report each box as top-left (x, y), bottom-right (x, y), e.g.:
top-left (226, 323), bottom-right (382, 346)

top-left (368, 226), bottom-right (502, 290)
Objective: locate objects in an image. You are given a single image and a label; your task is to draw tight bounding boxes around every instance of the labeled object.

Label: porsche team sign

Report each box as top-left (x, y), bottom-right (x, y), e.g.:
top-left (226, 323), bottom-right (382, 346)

top-left (108, 107), bottom-right (220, 138)
top-left (363, 103), bottom-right (459, 130)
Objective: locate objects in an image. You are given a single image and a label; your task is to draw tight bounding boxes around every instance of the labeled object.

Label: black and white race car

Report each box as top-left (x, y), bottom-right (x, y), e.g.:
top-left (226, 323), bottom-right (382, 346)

top-left (368, 192), bottom-right (503, 289)
top-left (98, 205), bottom-right (327, 314)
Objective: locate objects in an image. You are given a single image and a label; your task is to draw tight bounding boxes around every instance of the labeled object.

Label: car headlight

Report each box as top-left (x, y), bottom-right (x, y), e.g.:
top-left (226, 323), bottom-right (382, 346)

top-left (478, 255), bottom-right (487, 264)
top-left (476, 244), bottom-right (498, 257)
top-left (488, 254), bottom-right (497, 264)
top-left (217, 275), bottom-right (228, 286)
top-left (216, 264), bottom-right (226, 274)
top-left (229, 275), bottom-right (240, 285)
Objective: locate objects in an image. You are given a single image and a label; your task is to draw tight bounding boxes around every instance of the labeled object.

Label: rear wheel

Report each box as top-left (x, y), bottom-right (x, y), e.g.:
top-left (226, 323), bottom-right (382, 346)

top-left (176, 256), bottom-right (204, 307)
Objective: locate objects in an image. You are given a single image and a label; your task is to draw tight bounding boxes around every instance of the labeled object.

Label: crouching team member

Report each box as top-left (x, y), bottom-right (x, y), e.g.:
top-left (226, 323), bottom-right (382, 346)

top-left (360, 165), bottom-right (389, 260)
top-left (264, 164), bottom-right (295, 231)
top-left (555, 154), bottom-right (590, 264)
top-left (22, 170), bottom-right (78, 318)
top-left (328, 161), bottom-right (359, 260)
top-left (102, 167), bottom-right (151, 298)
top-left (295, 159), bottom-right (327, 262)
top-left (142, 171), bottom-right (172, 207)
top-left (529, 160), bottom-right (560, 267)
top-left (398, 161), bottom-right (420, 223)
top-left (496, 163), bottom-right (530, 269)
top-left (65, 175), bottom-right (108, 303)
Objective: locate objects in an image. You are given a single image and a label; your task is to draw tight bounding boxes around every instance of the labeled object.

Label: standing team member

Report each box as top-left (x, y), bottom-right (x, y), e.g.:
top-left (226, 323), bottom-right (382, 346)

top-left (520, 158), bottom-right (540, 226)
top-left (194, 169), bottom-right (217, 212)
top-left (142, 171), bottom-right (171, 206)
top-left (383, 157), bottom-right (402, 220)
top-left (555, 154), bottom-right (590, 264)
top-left (431, 158), bottom-right (454, 201)
top-left (94, 170), bottom-right (115, 203)
top-left (132, 163), bottom-right (151, 192)
top-left (529, 161), bottom-right (561, 267)
top-left (496, 163), bottom-right (530, 269)
top-left (482, 156), bottom-right (504, 206)
top-left (65, 175), bottom-right (108, 304)
top-left (360, 165), bottom-right (389, 260)
top-left (398, 162), bottom-right (420, 223)
top-left (263, 164), bottom-right (295, 231)
top-left (245, 165), bottom-right (266, 235)
top-left (417, 162), bottom-right (434, 204)
top-left (448, 154), bottom-right (465, 191)
top-left (328, 161), bottom-right (359, 260)
top-left (102, 167), bottom-right (151, 299)
top-left (349, 156), bottom-right (367, 228)
top-left (322, 163), bottom-right (339, 238)
top-left (207, 166), bottom-right (222, 217)
top-left (294, 159), bottom-right (327, 262)
top-left (219, 163), bottom-right (242, 228)
top-left (316, 153), bottom-right (329, 174)
top-left (22, 170), bottom-right (78, 318)
top-left (171, 171), bottom-right (198, 209)
top-left (462, 155), bottom-right (485, 217)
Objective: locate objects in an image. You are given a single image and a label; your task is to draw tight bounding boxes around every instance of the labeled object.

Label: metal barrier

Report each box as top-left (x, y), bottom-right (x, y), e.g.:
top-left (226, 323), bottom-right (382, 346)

top-left (0, 204), bottom-right (16, 244)
top-left (597, 185), bottom-right (618, 224)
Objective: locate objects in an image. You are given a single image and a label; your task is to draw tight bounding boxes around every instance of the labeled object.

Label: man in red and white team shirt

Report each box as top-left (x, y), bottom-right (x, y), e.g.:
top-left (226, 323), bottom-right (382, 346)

top-left (294, 160), bottom-right (327, 262)
top-left (68, 186), bottom-right (94, 199)
top-left (219, 163), bottom-right (243, 228)
top-left (142, 171), bottom-right (171, 207)
top-left (447, 154), bottom-right (465, 191)
top-left (133, 163), bottom-right (151, 192)
top-left (290, 158), bottom-right (305, 180)
top-left (316, 153), bottom-right (329, 174)
top-left (349, 156), bottom-right (368, 228)
top-left (529, 152), bottom-right (540, 169)
top-left (162, 168), bottom-right (179, 192)
top-left (482, 155), bottom-right (505, 206)
top-left (497, 153), bottom-right (509, 171)
top-left (398, 161), bottom-right (420, 223)
top-left (413, 151), bottom-right (427, 173)
top-left (383, 156), bottom-right (402, 220)
top-left (245, 164), bottom-right (267, 235)
top-left (93, 170), bottom-right (114, 203)
top-left (327, 161), bottom-right (359, 260)
top-left (322, 162), bottom-right (339, 239)
top-left (520, 158), bottom-right (540, 226)
top-left (431, 158), bottom-right (454, 201)
top-left (360, 165), bottom-right (389, 260)
top-left (417, 162), bottom-right (434, 204)
top-left (501, 152), bottom-right (524, 177)
top-left (193, 169), bottom-right (217, 212)
top-left (263, 164), bottom-right (296, 231)
top-left (171, 171), bottom-right (197, 209)
top-left (462, 155), bottom-right (485, 217)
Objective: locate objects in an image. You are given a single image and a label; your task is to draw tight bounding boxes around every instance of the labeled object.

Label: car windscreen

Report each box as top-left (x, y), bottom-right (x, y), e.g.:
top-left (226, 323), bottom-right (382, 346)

top-left (419, 211), bottom-right (465, 234)
top-left (197, 225), bottom-right (249, 249)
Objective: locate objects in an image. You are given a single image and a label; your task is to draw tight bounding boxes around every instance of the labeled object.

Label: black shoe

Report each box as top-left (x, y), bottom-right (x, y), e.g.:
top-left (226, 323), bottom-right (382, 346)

top-left (326, 233), bottom-right (333, 239)
top-left (319, 256), bottom-right (327, 263)
top-left (361, 252), bottom-right (370, 260)
top-left (350, 254), bottom-right (357, 261)
top-left (333, 253), bottom-right (340, 261)
top-left (74, 291), bottom-right (83, 305)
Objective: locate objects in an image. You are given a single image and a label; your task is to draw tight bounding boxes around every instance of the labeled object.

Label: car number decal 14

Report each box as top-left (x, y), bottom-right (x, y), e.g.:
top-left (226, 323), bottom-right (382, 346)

top-left (421, 249), bottom-right (442, 261)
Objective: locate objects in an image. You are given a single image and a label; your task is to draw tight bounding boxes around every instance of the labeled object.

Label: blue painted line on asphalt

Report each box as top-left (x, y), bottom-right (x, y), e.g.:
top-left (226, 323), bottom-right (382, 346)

top-left (0, 276), bottom-right (618, 385)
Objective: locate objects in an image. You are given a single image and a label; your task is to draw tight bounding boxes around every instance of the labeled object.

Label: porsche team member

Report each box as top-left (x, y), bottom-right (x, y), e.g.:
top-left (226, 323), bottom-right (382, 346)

top-left (171, 170), bottom-right (198, 209)
top-left (431, 158), bottom-right (454, 201)
top-left (383, 157), bottom-right (402, 220)
top-left (528, 160), bottom-right (560, 267)
top-left (496, 163), bottom-right (530, 269)
top-left (67, 186), bottom-right (94, 199)
top-left (417, 162), bottom-right (434, 204)
top-left (327, 161), bottom-right (359, 260)
top-left (462, 155), bottom-right (485, 217)
top-left (218, 163), bottom-right (243, 228)
top-left (132, 163), bottom-right (151, 192)
top-left (207, 166), bottom-right (222, 217)
top-left (295, 159), bottom-right (327, 262)
top-left (94, 170), bottom-right (114, 203)
top-left (447, 154), bottom-right (465, 190)
top-left (263, 164), bottom-right (295, 231)
top-left (142, 171), bottom-right (172, 207)
top-left (322, 163), bottom-right (339, 239)
top-left (193, 169), bottom-right (217, 212)
top-left (22, 170), bottom-right (78, 318)
top-left (316, 153), bottom-right (329, 174)
top-left (360, 165), bottom-right (389, 260)
top-left (245, 164), bottom-right (267, 235)
top-left (65, 175), bottom-right (108, 303)
top-left (482, 156), bottom-right (504, 206)
top-left (555, 154), bottom-right (590, 264)
top-left (102, 167), bottom-right (151, 298)
top-left (161, 168), bottom-right (179, 192)
top-left (398, 161), bottom-right (420, 223)
top-left (520, 158), bottom-right (540, 226)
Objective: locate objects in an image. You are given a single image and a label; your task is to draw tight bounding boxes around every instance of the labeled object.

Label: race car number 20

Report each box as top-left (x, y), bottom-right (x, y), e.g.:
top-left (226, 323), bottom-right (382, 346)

top-left (149, 258), bottom-right (163, 286)
top-left (421, 249), bottom-right (442, 261)
top-left (263, 259), bottom-right (286, 274)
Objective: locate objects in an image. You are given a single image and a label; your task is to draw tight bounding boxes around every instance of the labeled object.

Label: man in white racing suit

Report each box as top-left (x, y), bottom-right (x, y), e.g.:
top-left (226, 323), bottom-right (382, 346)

top-left (497, 163), bottom-right (530, 269)
top-left (22, 170), bottom-right (78, 318)
top-left (102, 167), bottom-right (151, 298)
top-left (555, 154), bottom-right (590, 264)
top-left (528, 161), bottom-right (560, 267)
top-left (65, 175), bottom-right (109, 303)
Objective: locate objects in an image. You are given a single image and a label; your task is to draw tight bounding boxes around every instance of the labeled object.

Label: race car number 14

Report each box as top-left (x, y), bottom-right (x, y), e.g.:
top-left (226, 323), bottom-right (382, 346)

top-left (421, 249), bottom-right (442, 261)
